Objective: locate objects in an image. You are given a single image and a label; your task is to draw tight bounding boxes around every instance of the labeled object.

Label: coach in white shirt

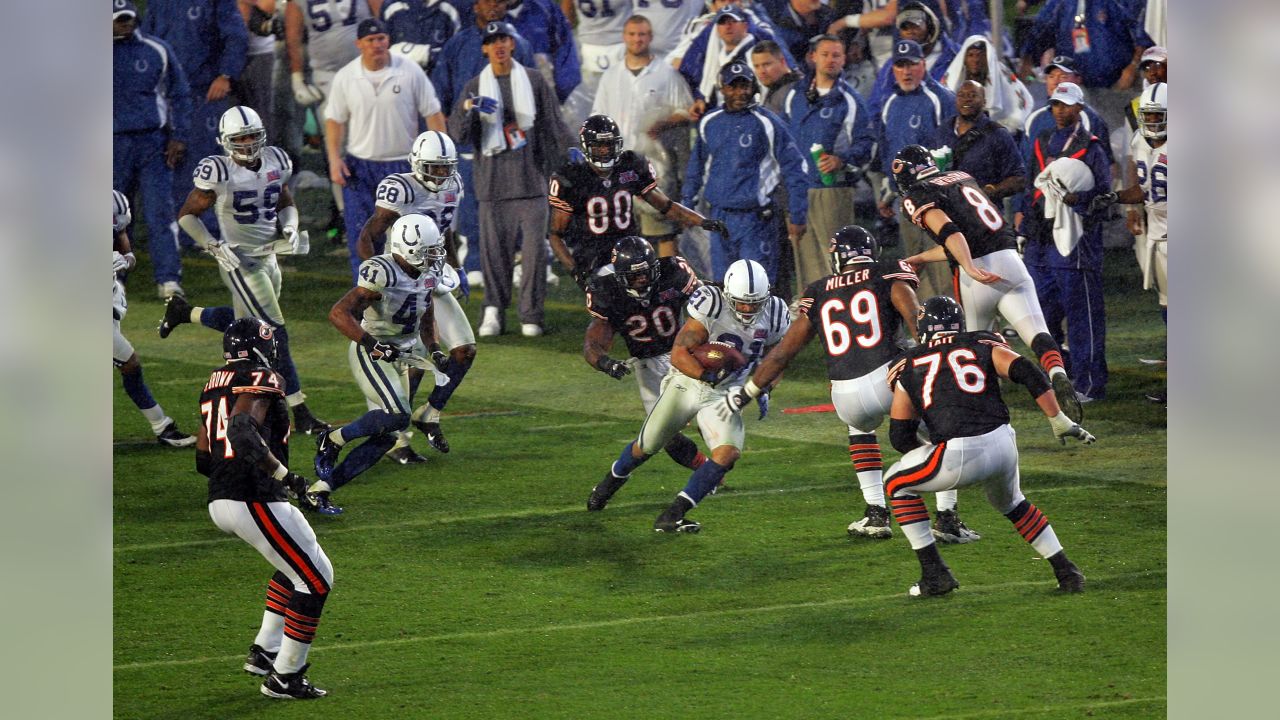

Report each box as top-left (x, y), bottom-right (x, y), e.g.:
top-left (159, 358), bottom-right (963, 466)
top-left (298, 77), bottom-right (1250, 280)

top-left (591, 14), bottom-right (694, 257)
top-left (326, 18), bottom-right (447, 282)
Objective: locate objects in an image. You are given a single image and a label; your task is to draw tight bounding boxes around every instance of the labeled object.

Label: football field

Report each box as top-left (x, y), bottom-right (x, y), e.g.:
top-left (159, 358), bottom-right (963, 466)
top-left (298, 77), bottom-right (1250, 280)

top-left (113, 243), bottom-right (1166, 719)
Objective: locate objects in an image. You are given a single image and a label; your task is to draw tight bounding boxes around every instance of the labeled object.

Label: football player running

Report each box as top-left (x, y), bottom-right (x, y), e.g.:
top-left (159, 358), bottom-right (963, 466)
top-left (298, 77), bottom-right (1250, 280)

top-left (549, 114), bottom-right (726, 289)
top-left (311, 214), bottom-right (459, 513)
top-left (198, 318), bottom-right (333, 700)
top-left (582, 237), bottom-right (709, 484)
top-left (892, 144), bottom-right (1083, 422)
top-left (721, 225), bottom-right (980, 543)
top-left (356, 130), bottom-right (476, 456)
top-left (883, 296), bottom-right (1095, 598)
top-left (160, 105), bottom-right (329, 435)
top-left (590, 259), bottom-right (790, 533)
top-left (113, 190), bottom-right (196, 448)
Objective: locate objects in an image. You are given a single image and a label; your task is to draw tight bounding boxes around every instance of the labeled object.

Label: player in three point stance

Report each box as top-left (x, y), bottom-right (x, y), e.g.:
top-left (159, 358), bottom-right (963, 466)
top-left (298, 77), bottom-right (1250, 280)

top-left (356, 130), bottom-right (477, 459)
top-left (113, 190), bottom-right (196, 447)
top-left (883, 296), bottom-right (1095, 597)
top-left (312, 214), bottom-right (468, 512)
top-left (591, 259), bottom-right (790, 533)
top-left (892, 144), bottom-right (1084, 422)
top-left (160, 105), bottom-right (329, 435)
top-left (198, 318), bottom-right (333, 699)
top-left (549, 114), bottom-right (726, 288)
top-left (582, 236), bottom-right (708, 497)
top-left (721, 226), bottom-right (981, 543)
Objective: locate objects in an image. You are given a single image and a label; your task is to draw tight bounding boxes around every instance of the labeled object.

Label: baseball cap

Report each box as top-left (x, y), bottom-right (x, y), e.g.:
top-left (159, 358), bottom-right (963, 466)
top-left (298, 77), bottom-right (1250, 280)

top-left (482, 21), bottom-right (517, 44)
top-left (715, 7), bottom-right (747, 24)
top-left (896, 7), bottom-right (928, 28)
top-left (113, 0), bottom-right (138, 19)
top-left (1139, 45), bottom-right (1167, 68)
top-left (356, 18), bottom-right (388, 39)
top-left (719, 62), bottom-right (756, 87)
top-left (1046, 55), bottom-right (1078, 75)
top-left (1049, 82), bottom-right (1084, 106)
top-left (892, 40), bottom-right (924, 64)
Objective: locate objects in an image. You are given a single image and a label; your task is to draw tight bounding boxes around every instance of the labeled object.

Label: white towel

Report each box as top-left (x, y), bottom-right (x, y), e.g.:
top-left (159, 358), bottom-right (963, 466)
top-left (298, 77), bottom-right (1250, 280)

top-left (699, 32), bottom-right (755, 102)
top-left (1034, 157), bottom-right (1094, 257)
top-left (940, 35), bottom-right (1034, 133)
top-left (478, 63), bottom-right (536, 157)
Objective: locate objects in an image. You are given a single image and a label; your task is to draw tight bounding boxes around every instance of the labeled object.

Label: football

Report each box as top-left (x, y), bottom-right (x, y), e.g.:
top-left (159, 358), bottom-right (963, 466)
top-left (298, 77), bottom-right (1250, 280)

top-left (690, 341), bottom-right (747, 373)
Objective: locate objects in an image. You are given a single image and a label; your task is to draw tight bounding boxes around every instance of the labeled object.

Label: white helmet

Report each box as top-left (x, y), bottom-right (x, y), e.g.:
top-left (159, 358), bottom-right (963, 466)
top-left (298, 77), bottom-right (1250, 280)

top-left (387, 213), bottom-right (445, 273)
top-left (1137, 82), bottom-right (1167, 140)
top-left (722, 259), bottom-right (770, 326)
top-left (219, 106), bottom-right (267, 163)
top-left (410, 131), bottom-right (459, 192)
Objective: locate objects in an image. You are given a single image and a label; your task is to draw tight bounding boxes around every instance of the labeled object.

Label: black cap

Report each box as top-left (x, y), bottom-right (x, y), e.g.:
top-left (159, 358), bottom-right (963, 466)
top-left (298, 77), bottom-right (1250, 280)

top-left (1047, 55), bottom-right (1078, 75)
top-left (357, 18), bottom-right (388, 39)
top-left (482, 21), bottom-right (517, 44)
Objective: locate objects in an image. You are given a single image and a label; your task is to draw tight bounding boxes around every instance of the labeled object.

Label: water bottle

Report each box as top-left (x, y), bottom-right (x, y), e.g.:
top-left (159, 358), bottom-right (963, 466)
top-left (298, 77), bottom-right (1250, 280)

top-left (810, 144), bottom-right (836, 187)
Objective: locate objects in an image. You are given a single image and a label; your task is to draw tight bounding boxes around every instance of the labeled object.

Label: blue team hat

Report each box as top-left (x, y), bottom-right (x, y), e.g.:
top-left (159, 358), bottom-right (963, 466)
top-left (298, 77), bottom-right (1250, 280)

top-left (356, 18), bottom-right (388, 39)
top-left (892, 39), bottom-right (924, 63)
top-left (482, 21), bottom-right (518, 44)
top-left (113, 0), bottom-right (138, 19)
top-left (715, 7), bottom-right (748, 23)
top-left (718, 62), bottom-right (757, 87)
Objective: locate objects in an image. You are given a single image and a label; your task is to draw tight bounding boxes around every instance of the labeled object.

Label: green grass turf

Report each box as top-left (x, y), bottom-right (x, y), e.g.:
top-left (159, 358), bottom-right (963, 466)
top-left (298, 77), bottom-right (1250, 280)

top-left (113, 217), bottom-right (1166, 718)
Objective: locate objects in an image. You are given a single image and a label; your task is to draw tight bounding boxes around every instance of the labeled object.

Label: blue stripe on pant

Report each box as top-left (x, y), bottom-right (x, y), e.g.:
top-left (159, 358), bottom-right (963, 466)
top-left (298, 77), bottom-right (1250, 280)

top-left (709, 207), bottom-right (779, 284)
top-left (113, 130), bottom-right (182, 284)
top-left (1026, 263), bottom-right (1108, 400)
top-left (343, 156), bottom-right (412, 283)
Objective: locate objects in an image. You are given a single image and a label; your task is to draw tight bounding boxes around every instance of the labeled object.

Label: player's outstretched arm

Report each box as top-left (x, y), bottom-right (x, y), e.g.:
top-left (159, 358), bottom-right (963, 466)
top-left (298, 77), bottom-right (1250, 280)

top-left (583, 317), bottom-right (629, 379)
top-left (670, 318), bottom-right (711, 380)
top-left (328, 286), bottom-right (381, 344)
top-left (751, 314), bottom-right (813, 391)
top-left (890, 280), bottom-right (922, 341)
top-left (547, 207), bottom-right (577, 277)
top-left (641, 187), bottom-right (726, 235)
top-left (992, 345), bottom-right (1096, 445)
top-left (920, 207), bottom-right (1001, 285)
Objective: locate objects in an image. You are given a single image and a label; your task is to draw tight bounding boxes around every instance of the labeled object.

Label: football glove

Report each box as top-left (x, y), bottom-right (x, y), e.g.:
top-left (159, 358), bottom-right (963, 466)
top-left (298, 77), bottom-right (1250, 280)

top-left (207, 241), bottom-right (241, 272)
top-left (429, 346), bottom-right (450, 372)
top-left (291, 72), bottom-right (324, 107)
top-left (1088, 191), bottom-right (1119, 215)
top-left (112, 250), bottom-right (135, 275)
top-left (570, 265), bottom-right (590, 290)
top-left (597, 356), bottom-right (631, 380)
top-left (700, 218), bottom-right (728, 235)
top-left (718, 385), bottom-right (752, 421)
top-left (283, 472), bottom-right (310, 501)
top-left (1048, 412), bottom-right (1097, 445)
top-left (370, 341), bottom-right (402, 362)
top-left (395, 41), bottom-right (433, 68)
top-left (282, 226), bottom-right (310, 255)
top-left (757, 392), bottom-right (770, 421)
top-left (468, 94), bottom-right (499, 115)
top-left (567, 147), bottom-right (587, 165)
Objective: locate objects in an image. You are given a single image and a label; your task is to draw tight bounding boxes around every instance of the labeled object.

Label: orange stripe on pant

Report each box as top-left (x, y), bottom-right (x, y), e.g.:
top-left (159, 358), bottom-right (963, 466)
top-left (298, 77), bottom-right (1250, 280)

top-left (885, 443), bottom-right (947, 500)
top-left (250, 503), bottom-right (328, 595)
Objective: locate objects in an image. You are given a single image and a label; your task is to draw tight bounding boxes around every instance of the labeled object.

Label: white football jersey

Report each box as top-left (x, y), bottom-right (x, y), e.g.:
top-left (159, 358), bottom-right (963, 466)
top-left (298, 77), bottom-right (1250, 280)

top-left (356, 253), bottom-right (446, 343)
top-left (1129, 134), bottom-right (1168, 241)
top-left (193, 147), bottom-right (294, 256)
top-left (374, 172), bottom-right (463, 234)
top-left (574, 0), bottom-right (631, 46)
top-left (113, 190), bottom-right (131, 317)
top-left (301, 0), bottom-right (372, 72)
top-left (686, 285), bottom-right (790, 384)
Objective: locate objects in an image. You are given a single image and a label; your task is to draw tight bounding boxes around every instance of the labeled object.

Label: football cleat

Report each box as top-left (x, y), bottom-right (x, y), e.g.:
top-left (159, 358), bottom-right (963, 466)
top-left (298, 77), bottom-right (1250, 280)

top-left (847, 504), bottom-right (893, 539)
top-left (587, 471), bottom-right (629, 512)
top-left (1054, 562), bottom-right (1087, 593)
top-left (314, 432), bottom-right (341, 481)
top-left (293, 405), bottom-right (330, 436)
top-left (156, 421), bottom-right (197, 448)
top-left (306, 491), bottom-right (344, 516)
top-left (653, 508), bottom-right (700, 533)
top-left (158, 294), bottom-right (193, 339)
top-left (932, 509), bottom-right (981, 544)
top-left (908, 569), bottom-right (960, 597)
top-left (243, 644), bottom-right (277, 677)
top-left (260, 662), bottom-right (328, 700)
top-left (412, 420), bottom-right (450, 454)
top-left (386, 446), bottom-right (428, 464)
top-left (1051, 373), bottom-right (1083, 422)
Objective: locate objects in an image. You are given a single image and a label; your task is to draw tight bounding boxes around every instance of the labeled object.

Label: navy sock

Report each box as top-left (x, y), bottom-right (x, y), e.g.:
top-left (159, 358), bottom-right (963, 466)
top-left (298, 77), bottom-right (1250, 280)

top-left (407, 369), bottom-right (426, 403)
top-left (120, 367), bottom-right (158, 410)
top-left (273, 325), bottom-right (302, 396)
top-left (663, 434), bottom-right (702, 469)
top-left (341, 409), bottom-right (408, 442)
top-left (611, 441), bottom-right (649, 477)
top-left (427, 356), bottom-right (472, 410)
top-left (200, 306), bottom-right (236, 331)
top-left (1160, 306), bottom-right (1167, 325)
top-left (681, 459), bottom-right (728, 504)
top-left (328, 433), bottom-right (398, 491)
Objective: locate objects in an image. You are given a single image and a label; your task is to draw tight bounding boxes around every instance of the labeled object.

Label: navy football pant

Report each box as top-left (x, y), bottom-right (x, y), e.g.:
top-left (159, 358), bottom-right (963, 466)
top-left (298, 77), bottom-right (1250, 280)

top-left (342, 156), bottom-right (412, 284)
top-left (708, 207), bottom-right (779, 284)
top-left (1026, 264), bottom-right (1108, 400)
top-left (114, 130), bottom-right (183, 285)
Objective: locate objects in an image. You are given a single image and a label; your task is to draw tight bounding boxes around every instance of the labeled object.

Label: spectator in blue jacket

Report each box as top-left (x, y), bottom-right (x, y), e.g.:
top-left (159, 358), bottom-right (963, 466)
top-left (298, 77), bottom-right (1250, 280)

top-left (1019, 0), bottom-right (1150, 95)
top-left (113, 1), bottom-right (193, 299)
top-left (682, 6), bottom-right (797, 118)
top-left (507, 0), bottom-right (580, 104)
top-left (683, 62), bottom-right (810, 283)
top-left (1019, 82), bottom-right (1111, 403)
top-left (782, 34), bottom-right (877, 292)
top-left (865, 1), bottom-right (957, 113)
top-left (773, 0), bottom-right (838, 65)
top-left (877, 38), bottom-right (954, 298)
top-left (142, 1), bottom-right (249, 252)
top-left (383, 0), bottom-right (462, 74)
top-left (1021, 55), bottom-right (1112, 164)
top-left (927, 81), bottom-right (1025, 204)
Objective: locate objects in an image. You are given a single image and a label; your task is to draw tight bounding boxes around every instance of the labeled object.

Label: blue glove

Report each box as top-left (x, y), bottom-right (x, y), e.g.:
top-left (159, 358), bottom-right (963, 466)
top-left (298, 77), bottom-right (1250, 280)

top-left (469, 94), bottom-right (498, 115)
top-left (455, 266), bottom-right (470, 302)
top-left (757, 392), bottom-right (770, 421)
top-left (567, 147), bottom-right (587, 165)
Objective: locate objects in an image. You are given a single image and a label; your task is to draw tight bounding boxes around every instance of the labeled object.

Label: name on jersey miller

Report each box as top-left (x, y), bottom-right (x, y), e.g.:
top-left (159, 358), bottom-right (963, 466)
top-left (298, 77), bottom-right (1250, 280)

top-left (825, 267), bottom-right (872, 290)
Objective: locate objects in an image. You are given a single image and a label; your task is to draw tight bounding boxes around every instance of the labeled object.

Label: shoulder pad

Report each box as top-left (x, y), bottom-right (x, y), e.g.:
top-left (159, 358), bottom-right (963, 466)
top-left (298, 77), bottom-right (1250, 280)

top-left (193, 156), bottom-right (230, 188)
top-left (357, 256), bottom-right (397, 290)
top-left (687, 284), bottom-right (723, 321)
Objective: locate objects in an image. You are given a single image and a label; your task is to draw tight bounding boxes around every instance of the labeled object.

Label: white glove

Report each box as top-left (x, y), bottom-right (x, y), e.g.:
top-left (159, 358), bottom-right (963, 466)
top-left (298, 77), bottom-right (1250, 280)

top-left (282, 226), bottom-right (310, 255)
top-left (1048, 412), bottom-right (1096, 445)
top-left (112, 250), bottom-right (135, 274)
top-left (395, 42), bottom-right (433, 68)
top-left (207, 241), bottom-right (242, 272)
top-left (291, 72), bottom-right (324, 107)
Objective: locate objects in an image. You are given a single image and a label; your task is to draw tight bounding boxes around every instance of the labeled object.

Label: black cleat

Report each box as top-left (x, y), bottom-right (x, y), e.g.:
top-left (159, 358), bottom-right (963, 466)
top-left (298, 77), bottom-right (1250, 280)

top-left (1145, 388), bottom-right (1167, 406)
top-left (932, 509), bottom-right (981, 544)
top-left (587, 471), bottom-right (629, 512)
top-left (1054, 563), bottom-right (1087, 593)
top-left (412, 419), bottom-right (451, 454)
top-left (293, 404), bottom-right (330, 436)
top-left (157, 421), bottom-right (197, 448)
top-left (386, 446), bottom-right (428, 464)
top-left (1052, 372), bottom-right (1083, 422)
top-left (847, 504), bottom-right (893, 539)
top-left (261, 662), bottom-right (328, 699)
top-left (158, 294), bottom-right (193, 339)
top-left (909, 569), bottom-right (960, 597)
top-left (653, 507), bottom-right (700, 533)
top-left (243, 644), bottom-right (277, 676)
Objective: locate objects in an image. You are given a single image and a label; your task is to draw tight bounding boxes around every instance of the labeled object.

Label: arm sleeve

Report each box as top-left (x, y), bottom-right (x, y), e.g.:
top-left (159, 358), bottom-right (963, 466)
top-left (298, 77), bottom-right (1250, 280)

top-left (216, 0), bottom-right (250, 80)
top-left (226, 412), bottom-right (271, 465)
top-left (889, 417), bottom-right (924, 454)
top-left (325, 74), bottom-right (351, 123)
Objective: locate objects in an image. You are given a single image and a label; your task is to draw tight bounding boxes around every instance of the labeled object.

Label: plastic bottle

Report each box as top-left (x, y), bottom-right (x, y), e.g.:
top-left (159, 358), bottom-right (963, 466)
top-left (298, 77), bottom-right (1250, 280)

top-left (810, 144), bottom-right (836, 187)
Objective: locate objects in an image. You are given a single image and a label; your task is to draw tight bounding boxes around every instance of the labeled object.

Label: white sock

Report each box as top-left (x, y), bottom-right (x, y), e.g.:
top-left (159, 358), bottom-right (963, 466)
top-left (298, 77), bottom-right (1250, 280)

top-left (309, 480), bottom-right (332, 494)
top-left (142, 406), bottom-right (170, 434)
top-left (901, 521), bottom-right (934, 550)
top-left (936, 490), bottom-right (957, 512)
top-left (189, 306), bottom-right (204, 324)
top-left (253, 612), bottom-right (285, 653)
top-left (390, 430), bottom-right (411, 450)
top-left (1049, 366), bottom-right (1067, 380)
top-left (1030, 525), bottom-right (1064, 559)
top-left (274, 637), bottom-right (311, 675)
top-left (327, 428), bottom-right (346, 447)
top-left (857, 471), bottom-right (885, 507)
top-left (286, 391), bottom-right (306, 408)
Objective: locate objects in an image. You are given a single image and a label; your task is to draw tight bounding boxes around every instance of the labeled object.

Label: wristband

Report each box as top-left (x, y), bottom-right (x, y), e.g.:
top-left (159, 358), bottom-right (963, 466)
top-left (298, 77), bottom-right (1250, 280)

top-left (272, 464), bottom-right (289, 481)
top-left (843, 13), bottom-right (862, 28)
top-left (744, 379), bottom-right (763, 399)
top-left (359, 333), bottom-right (378, 352)
top-left (594, 355), bottom-right (615, 373)
top-left (937, 221), bottom-right (962, 240)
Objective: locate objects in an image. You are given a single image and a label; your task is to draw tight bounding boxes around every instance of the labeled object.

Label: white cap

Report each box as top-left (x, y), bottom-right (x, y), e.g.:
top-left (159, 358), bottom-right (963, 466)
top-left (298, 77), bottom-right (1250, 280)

top-left (1049, 82), bottom-right (1084, 106)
